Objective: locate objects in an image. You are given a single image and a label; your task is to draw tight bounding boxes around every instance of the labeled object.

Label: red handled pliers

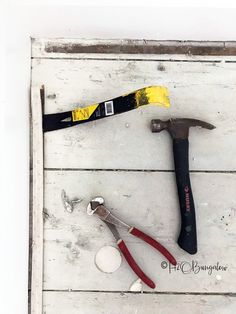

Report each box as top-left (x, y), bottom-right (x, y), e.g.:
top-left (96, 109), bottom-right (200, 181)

top-left (87, 197), bottom-right (177, 289)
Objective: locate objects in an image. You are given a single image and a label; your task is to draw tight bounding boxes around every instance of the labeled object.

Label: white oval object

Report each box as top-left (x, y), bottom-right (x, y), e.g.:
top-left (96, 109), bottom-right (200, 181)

top-left (95, 246), bottom-right (122, 273)
top-left (129, 278), bottom-right (143, 292)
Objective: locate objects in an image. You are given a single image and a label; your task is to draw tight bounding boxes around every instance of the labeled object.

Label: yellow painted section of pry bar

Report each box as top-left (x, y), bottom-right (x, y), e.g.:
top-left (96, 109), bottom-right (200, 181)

top-left (135, 86), bottom-right (170, 108)
top-left (72, 86), bottom-right (170, 122)
top-left (72, 104), bottom-right (99, 122)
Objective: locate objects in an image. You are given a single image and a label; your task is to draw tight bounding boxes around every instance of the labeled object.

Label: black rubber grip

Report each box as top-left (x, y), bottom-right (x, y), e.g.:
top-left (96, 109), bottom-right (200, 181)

top-left (173, 138), bottom-right (197, 254)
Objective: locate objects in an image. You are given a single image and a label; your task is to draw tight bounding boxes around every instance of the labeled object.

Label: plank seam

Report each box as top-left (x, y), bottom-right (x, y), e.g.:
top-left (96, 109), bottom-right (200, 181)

top-left (42, 290), bottom-right (236, 296)
top-left (31, 57), bottom-right (226, 63)
top-left (43, 168), bottom-right (236, 174)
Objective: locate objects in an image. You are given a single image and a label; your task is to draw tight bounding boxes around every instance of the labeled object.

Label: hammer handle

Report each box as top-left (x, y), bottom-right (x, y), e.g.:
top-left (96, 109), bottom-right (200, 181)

top-left (173, 138), bottom-right (197, 254)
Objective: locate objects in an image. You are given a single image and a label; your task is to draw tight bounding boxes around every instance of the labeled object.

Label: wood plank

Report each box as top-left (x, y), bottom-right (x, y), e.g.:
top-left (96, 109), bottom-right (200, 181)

top-left (30, 86), bottom-right (44, 314)
top-left (43, 292), bottom-right (236, 314)
top-left (43, 170), bottom-right (236, 292)
top-left (32, 38), bottom-right (236, 61)
top-left (31, 58), bottom-right (236, 171)
top-left (31, 39), bottom-right (236, 313)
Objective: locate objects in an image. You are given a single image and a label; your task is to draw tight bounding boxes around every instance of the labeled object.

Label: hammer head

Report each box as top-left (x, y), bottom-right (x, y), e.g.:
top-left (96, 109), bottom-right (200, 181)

top-left (151, 118), bottom-right (215, 139)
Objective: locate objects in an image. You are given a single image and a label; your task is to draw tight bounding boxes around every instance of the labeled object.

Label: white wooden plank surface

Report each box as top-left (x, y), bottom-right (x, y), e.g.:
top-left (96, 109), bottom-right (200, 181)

top-left (43, 292), bottom-right (236, 314)
top-left (43, 170), bottom-right (236, 292)
top-left (31, 87), bottom-right (44, 314)
top-left (31, 39), bottom-right (236, 313)
top-left (32, 58), bottom-right (236, 171)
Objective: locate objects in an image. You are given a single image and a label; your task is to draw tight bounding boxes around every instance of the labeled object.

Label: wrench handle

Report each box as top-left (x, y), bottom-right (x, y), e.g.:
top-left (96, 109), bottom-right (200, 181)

top-left (173, 138), bottom-right (197, 254)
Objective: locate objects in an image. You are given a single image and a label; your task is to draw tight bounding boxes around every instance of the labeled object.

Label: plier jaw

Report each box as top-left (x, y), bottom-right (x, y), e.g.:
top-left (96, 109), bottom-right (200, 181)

top-left (87, 196), bottom-right (105, 216)
top-left (87, 198), bottom-right (130, 230)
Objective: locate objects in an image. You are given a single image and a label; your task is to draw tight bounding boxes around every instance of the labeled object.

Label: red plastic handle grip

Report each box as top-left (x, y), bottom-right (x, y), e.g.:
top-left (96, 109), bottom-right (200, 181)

top-left (118, 240), bottom-right (155, 289)
top-left (129, 227), bottom-right (177, 266)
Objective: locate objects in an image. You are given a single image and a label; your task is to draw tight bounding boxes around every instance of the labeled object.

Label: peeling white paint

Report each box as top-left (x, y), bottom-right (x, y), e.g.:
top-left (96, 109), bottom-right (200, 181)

top-left (31, 38), bottom-right (236, 313)
top-left (230, 208), bottom-right (236, 217)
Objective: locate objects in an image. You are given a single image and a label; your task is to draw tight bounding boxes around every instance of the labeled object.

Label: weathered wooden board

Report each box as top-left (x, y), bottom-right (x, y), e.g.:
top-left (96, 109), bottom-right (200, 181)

top-left (32, 58), bottom-right (236, 171)
top-left (43, 170), bottom-right (236, 292)
top-left (31, 87), bottom-right (44, 314)
top-left (31, 39), bottom-right (236, 314)
top-left (32, 38), bottom-right (236, 61)
top-left (43, 292), bottom-right (236, 314)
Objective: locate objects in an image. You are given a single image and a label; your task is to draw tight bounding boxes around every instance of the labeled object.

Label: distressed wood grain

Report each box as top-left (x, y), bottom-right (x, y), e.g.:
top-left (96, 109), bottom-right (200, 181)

top-left (31, 39), bottom-right (236, 313)
top-left (31, 58), bottom-right (236, 171)
top-left (43, 292), bottom-right (236, 314)
top-left (32, 38), bottom-right (236, 61)
top-left (43, 170), bottom-right (236, 292)
top-left (44, 292), bottom-right (236, 314)
top-left (30, 86), bottom-right (44, 314)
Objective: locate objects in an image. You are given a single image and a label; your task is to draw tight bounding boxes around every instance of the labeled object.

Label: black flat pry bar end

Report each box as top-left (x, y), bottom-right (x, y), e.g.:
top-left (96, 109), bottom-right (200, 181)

top-left (43, 111), bottom-right (75, 132)
top-left (42, 92), bottom-right (137, 132)
top-left (42, 111), bottom-right (103, 132)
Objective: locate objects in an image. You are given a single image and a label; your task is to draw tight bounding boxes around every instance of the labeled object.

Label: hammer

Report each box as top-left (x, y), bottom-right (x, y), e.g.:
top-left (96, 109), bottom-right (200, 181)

top-left (151, 118), bottom-right (215, 254)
